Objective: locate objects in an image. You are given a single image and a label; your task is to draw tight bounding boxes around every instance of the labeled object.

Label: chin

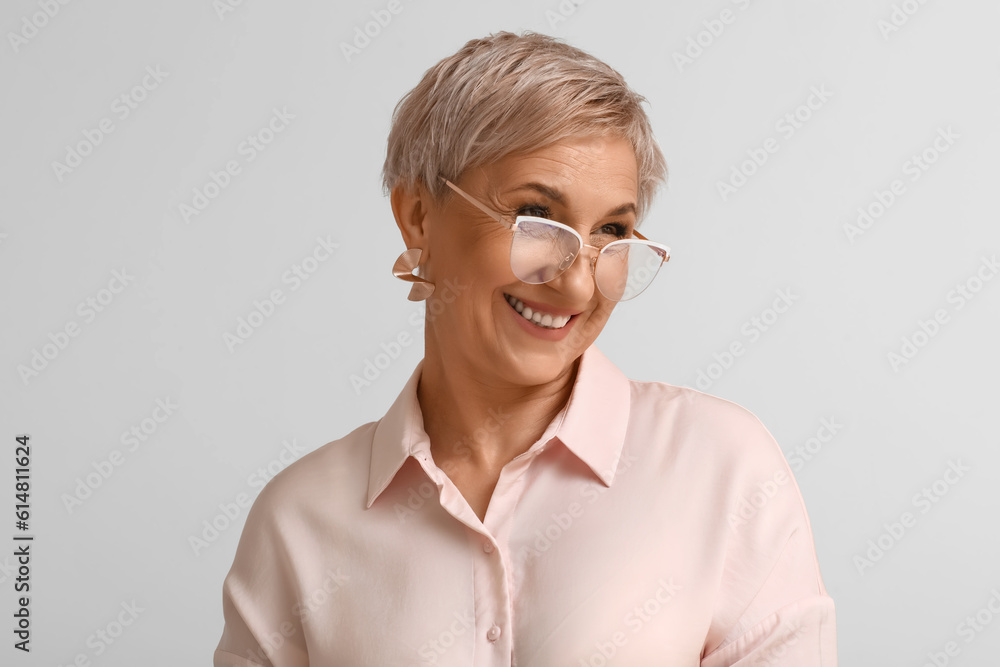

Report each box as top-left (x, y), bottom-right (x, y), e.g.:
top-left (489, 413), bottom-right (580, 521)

top-left (509, 341), bottom-right (585, 382)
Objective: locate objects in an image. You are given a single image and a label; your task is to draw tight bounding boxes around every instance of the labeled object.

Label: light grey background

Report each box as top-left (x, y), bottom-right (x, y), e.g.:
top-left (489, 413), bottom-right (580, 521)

top-left (2, 0), bottom-right (998, 664)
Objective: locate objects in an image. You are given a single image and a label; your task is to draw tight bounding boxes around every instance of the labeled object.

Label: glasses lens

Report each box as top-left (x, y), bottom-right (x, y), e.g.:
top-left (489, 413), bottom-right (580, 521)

top-left (595, 241), bottom-right (665, 301)
top-left (510, 218), bottom-right (580, 284)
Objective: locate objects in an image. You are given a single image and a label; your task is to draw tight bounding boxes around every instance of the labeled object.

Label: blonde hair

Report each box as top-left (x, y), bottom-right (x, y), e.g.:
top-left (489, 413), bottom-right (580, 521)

top-left (382, 31), bottom-right (667, 222)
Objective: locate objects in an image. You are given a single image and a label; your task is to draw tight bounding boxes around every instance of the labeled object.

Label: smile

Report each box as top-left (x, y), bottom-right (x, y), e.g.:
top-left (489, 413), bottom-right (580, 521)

top-left (503, 293), bottom-right (573, 329)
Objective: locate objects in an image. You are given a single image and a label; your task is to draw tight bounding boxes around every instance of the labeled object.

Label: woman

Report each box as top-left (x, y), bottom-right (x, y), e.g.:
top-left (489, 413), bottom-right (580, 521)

top-left (214, 31), bottom-right (838, 666)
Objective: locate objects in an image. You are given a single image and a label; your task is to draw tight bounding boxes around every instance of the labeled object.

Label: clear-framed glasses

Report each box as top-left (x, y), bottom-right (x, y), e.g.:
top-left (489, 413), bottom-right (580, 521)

top-left (440, 177), bottom-right (671, 302)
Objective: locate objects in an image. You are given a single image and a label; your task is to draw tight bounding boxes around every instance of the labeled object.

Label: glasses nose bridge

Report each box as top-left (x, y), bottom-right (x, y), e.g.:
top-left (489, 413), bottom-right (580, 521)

top-left (559, 241), bottom-right (600, 277)
top-left (580, 243), bottom-right (601, 276)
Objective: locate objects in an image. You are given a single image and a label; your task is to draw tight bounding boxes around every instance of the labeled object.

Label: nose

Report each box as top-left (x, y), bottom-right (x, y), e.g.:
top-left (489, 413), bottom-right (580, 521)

top-left (546, 244), bottom-right (598, 299)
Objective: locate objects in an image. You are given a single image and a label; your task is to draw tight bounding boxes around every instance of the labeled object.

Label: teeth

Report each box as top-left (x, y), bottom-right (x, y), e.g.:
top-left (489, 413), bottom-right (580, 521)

top-left (504, 294), bottom-right (572, 329)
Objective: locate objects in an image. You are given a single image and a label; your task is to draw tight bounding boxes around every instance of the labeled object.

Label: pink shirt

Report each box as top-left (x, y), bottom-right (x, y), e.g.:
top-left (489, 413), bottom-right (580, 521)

top-left (214, 345), bottom-right (838, 666)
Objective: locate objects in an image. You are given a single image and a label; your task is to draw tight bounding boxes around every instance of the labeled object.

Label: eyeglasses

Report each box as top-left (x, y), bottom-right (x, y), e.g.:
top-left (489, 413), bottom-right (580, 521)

top-left (440, 177), bottom-right (670, 302)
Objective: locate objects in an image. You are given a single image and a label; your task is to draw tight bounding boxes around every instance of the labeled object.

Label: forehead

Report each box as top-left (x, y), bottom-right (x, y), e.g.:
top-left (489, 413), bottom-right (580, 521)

top-left (484, 135), bottom-right (639, 205)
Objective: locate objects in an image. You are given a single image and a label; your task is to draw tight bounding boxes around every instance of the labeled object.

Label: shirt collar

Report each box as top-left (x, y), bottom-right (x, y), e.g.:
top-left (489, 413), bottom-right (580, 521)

top-left (366, 344), bottom-right (631, 509)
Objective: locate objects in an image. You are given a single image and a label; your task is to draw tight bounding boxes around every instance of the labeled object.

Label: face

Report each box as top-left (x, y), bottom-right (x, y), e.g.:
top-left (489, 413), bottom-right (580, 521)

top-left (418, 133), bottom-right (640, 387)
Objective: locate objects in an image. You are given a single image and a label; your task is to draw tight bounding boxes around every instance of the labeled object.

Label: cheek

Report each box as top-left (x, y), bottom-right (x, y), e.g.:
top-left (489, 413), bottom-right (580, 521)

top-left (437, 228), bottom-right (510, 276)
top-left (445, 244), bottom-right (514, 292)
top-left (429, 252), bottom-right (512, 321)
top-left (590, 296), bottom-right (615, 319)
top-left (576, 301), bottom-right (615, 343)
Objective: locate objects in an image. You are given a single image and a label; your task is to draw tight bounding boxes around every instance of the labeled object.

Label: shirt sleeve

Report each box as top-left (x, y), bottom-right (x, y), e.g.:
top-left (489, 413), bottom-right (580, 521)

top-left (214, 481), bottom-right (310, 667)
top-left (700, 413), bottom-right (839, 666)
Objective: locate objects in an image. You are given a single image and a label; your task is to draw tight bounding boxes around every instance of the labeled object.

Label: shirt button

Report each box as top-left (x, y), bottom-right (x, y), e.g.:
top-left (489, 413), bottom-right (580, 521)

top-left (486, 625), bottom-right (501, 642)
top-left (482, 540), bottom-right (494, 554)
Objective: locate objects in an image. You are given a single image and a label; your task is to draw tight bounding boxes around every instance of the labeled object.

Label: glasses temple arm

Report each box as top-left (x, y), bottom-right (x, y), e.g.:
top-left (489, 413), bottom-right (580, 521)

top-left (439, 177), bottom-right (510, 227)
top-left (631, 228), bottom-right (671, 262)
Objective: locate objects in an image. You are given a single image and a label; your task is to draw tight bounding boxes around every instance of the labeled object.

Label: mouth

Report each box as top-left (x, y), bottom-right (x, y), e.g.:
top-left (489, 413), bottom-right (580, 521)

top-left (503, 293), bottom-right (579, 330)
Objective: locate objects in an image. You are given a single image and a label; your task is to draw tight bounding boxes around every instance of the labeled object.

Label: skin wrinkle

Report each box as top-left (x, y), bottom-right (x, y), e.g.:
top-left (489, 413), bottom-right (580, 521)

top-left (391, 133), bottom-right (638, 519)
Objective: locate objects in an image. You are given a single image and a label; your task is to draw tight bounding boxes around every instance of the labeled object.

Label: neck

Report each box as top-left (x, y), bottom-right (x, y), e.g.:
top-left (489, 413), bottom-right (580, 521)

top-left (417, 340), bottom-right (579, 473)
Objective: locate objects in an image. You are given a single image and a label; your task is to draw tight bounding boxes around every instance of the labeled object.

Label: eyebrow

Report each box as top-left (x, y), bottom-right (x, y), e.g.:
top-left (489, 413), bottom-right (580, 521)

top-left (510, 182), bottom-right (637, 219)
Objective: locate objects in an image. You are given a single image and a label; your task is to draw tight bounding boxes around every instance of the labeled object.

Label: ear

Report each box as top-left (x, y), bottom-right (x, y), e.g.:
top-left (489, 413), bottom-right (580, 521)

top-left (390, 181), bottom-right (433, 249)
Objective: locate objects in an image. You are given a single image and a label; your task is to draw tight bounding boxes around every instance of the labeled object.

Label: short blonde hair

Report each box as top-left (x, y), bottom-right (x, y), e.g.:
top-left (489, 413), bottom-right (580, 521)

top-left (382, 31), bottom-right (667, 222)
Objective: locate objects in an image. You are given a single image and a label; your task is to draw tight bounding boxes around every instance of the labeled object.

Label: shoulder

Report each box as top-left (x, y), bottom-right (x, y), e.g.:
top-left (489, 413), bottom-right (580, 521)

top-left (244, 420), bottom-right (378, 527)
top-left (624, 378), bottom-right (792, 487)
top-left (628, 379), bottom-right (777, 447)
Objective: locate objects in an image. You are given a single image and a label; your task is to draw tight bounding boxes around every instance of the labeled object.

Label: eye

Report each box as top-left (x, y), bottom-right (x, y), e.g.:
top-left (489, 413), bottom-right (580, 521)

top-left (516, 203), bottom-right (551, 219)
top-left (592, 222), bottom-right (630, 240)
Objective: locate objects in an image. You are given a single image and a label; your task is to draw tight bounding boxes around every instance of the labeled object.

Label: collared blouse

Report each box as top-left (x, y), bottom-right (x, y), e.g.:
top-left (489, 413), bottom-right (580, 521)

top-left (214, 345), bottom-right (838, 666)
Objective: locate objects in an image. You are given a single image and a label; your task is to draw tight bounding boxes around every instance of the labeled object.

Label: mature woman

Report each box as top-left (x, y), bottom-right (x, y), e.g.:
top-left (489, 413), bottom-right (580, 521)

top-left (215, 32), bottom-right (838, 666)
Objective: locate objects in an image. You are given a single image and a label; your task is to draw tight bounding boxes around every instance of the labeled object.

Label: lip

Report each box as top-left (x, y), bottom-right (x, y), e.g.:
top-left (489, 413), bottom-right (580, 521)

top-left (503, 292), bottom-right (580, 341)
top-left (503, 293), bottom-right (582, 318)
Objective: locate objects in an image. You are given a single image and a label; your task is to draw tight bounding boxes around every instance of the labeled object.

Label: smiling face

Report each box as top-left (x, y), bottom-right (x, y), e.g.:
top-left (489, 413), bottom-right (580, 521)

top-left (408, 133), bottom-right (640, 388)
